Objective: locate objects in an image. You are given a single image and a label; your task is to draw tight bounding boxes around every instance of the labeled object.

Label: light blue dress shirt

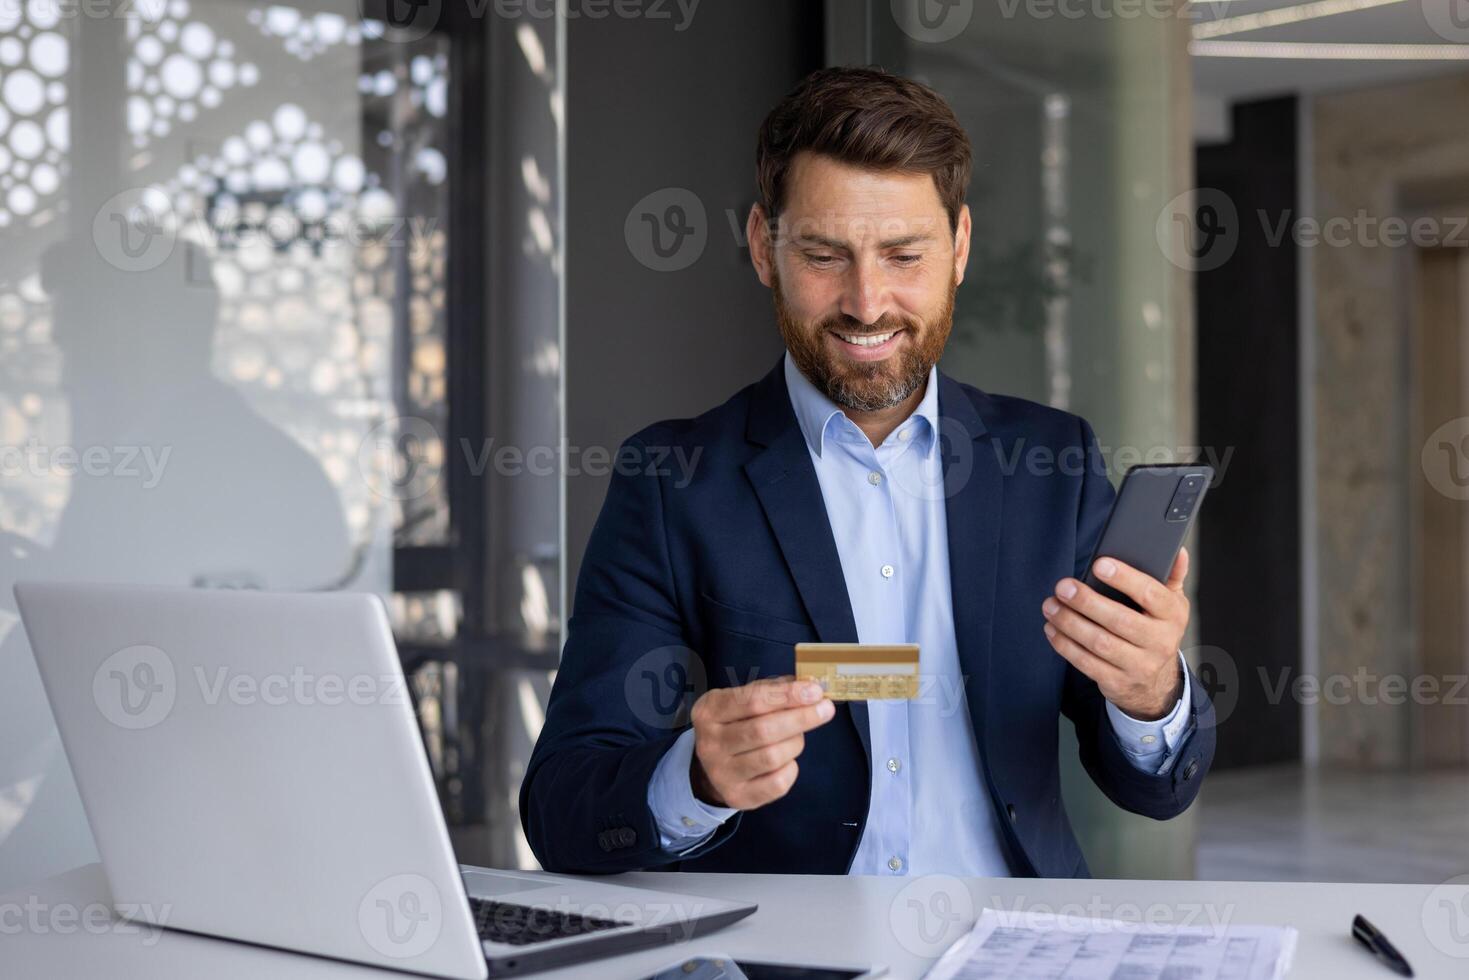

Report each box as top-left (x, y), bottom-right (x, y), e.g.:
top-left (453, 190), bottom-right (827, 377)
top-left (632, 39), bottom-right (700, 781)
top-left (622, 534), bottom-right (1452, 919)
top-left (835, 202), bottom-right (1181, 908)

top-left (646, 353), bottom-right (1193, 874)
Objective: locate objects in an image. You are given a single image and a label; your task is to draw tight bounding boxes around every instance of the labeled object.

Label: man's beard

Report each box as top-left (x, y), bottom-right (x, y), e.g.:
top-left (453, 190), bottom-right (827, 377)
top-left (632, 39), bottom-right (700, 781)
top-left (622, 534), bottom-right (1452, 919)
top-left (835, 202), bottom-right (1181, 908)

top-left (773, 272), bottom-right (956, 413)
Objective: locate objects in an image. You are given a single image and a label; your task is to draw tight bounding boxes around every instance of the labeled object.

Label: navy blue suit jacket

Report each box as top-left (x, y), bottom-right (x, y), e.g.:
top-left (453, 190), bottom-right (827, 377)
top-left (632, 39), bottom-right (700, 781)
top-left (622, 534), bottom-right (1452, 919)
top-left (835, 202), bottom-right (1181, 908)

top-left (520, 360), bottom-right (1215, 877)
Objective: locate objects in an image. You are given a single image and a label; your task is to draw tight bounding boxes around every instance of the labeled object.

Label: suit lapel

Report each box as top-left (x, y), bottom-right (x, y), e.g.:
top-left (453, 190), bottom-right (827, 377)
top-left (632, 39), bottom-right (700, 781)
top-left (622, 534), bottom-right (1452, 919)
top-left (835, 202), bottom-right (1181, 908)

top-left (743, 361), bottom-right (870, 764)
top-left (937, 372), bottom-right (1003, 752)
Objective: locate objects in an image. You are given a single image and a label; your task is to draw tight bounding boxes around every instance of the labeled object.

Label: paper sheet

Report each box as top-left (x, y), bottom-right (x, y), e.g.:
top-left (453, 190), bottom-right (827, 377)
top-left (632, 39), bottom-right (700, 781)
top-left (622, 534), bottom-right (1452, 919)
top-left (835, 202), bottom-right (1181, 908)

top-left (923, 908), bottom-right (1297, 979)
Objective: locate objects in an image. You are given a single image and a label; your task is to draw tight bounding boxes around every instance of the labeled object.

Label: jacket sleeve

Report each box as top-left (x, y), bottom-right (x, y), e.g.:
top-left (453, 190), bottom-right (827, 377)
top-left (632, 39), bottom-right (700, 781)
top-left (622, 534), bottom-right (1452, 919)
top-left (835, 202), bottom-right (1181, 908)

top-left (518, 436), bottom-right (741, 872)
top-left (1059, 418), bottom-right (1216, 820)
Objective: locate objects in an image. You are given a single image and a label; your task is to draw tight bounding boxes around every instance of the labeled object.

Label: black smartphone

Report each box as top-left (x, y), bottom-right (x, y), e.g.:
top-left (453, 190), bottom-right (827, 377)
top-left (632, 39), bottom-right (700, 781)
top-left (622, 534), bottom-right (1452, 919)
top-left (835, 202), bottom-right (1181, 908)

top-left (1081, 463), bottom-right (1213, 611)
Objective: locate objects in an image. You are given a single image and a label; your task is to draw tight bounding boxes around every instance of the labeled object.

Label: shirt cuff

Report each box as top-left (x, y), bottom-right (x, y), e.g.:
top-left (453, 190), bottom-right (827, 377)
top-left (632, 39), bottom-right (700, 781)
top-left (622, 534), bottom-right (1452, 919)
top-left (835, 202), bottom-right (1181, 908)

top-left (1105, 651), bottom-right (1194, 775)
top-left (647, 727), bottom-right (738, 851)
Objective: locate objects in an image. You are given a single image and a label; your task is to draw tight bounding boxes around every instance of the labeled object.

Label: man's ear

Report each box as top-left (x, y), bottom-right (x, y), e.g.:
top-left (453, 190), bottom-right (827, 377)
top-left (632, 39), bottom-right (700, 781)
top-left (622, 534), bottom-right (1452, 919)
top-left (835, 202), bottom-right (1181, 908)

top-left (953, 203), bottom-right (972, 286)
top-left (747, 204), bottom-right (775, 287)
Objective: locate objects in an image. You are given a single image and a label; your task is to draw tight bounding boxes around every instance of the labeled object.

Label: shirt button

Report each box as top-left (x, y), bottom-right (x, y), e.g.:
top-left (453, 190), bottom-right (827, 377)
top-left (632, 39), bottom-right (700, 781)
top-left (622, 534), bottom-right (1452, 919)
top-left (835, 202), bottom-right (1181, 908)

top-left (880, 564), bottom-right (894, 579)
top-left (898, 428), bottom-right (913, 441)
top-left (681, 816), bottom-right (697, 827)
top-left (867, 470), bottom-right (883, 486)
top-left (886, 758), bottom-right (901, 774)
top-left (1140, 734), bottom-right (1157, 745)
top-left (888, 856), bottom-right (903, 872)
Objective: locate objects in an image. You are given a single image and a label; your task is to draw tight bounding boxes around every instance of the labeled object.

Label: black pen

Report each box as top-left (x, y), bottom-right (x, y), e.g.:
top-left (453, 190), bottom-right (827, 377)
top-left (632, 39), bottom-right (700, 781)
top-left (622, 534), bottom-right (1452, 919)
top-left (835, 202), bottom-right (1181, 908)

top-left (1352, 914), bottom-right (1414, 977)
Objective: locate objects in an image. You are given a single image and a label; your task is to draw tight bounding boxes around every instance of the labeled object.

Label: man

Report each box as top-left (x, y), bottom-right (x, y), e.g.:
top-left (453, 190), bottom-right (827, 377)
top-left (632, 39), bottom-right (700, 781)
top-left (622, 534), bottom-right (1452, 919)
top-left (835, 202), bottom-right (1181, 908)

top-left (521, 66), bottom-right (1214, 878)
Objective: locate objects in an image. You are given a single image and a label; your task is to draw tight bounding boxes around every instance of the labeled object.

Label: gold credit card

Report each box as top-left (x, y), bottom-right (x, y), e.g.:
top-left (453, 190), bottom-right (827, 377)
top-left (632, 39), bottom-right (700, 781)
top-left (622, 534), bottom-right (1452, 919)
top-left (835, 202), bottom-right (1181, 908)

top-left (794, 643), bottom-right (920, 701)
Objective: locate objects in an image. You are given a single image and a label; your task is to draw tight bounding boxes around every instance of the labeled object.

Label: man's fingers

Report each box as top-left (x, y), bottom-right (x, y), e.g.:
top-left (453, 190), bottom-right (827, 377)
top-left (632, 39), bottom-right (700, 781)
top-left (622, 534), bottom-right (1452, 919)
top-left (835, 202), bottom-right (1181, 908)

top-left (697, 676), bottom-right (825, 723)
top-left (1048, 580), bottom-right (1156, 648)
top-left (729, 732), bottom-right (806, 779)
top-left (1043, 622), bottom-right (1124, 689)
top-left (736, 760), bottom-right (800, 808)
top-left (720, 700), bottom-right (835, 753)
top-left (1086, 557), bottom-right (1175, 619)
top-left (1042, 600), bottom-right (1143, 671)
top-left (1165, 546), bottom-right (1189, 591)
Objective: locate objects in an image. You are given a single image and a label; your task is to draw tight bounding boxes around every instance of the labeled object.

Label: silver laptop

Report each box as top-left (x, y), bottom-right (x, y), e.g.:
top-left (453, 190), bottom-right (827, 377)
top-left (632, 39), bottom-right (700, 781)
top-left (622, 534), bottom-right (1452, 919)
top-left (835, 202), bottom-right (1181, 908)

top-left (15, 581), bottom-right (755, 979)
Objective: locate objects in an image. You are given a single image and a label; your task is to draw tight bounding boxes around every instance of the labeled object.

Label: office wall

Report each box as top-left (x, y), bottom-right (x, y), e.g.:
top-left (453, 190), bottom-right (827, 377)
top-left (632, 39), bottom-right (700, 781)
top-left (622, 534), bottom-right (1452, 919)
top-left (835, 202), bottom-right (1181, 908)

top-left (563, 2), bottom-right (823, 591)
top-left (1310, 71), bottom-right (1469, 768)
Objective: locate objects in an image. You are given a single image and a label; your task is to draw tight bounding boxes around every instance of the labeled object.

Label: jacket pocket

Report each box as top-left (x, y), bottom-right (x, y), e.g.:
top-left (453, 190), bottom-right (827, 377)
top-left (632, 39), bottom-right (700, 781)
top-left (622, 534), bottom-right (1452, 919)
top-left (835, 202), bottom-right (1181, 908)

top-left (698, 592), bottom-right (815, 646)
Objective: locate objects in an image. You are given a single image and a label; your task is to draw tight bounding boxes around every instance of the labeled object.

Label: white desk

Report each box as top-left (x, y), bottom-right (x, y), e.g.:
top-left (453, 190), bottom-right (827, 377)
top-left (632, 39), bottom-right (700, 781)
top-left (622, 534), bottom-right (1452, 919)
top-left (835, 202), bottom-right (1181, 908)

top-left (5, 863), bottom-right (1466, 978)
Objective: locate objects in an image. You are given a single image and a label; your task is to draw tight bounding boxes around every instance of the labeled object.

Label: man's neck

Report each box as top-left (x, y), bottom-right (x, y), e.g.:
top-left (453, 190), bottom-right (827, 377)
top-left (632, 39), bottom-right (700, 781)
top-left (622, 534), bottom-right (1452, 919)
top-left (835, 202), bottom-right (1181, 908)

top-left (844, 378), bottom-right (928, 448)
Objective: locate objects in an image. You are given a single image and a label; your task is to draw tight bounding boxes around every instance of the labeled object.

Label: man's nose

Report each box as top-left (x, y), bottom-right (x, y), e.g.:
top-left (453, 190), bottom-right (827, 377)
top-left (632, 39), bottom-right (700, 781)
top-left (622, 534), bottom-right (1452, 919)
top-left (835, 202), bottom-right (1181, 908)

top-left (837, 258), bottom-right (894, 327)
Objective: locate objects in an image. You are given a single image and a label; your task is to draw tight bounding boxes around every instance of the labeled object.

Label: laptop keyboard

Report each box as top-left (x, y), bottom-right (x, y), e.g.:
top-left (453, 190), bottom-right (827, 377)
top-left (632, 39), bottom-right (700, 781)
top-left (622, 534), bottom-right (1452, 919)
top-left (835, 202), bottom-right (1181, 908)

top-left (468, 897), bottom-right (627, 946)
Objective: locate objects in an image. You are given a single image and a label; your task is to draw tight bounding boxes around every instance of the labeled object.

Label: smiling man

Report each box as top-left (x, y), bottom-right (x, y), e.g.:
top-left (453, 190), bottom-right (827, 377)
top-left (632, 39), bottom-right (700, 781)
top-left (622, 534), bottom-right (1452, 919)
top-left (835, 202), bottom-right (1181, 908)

top-left (521, 67), bottom-right (1215, 878)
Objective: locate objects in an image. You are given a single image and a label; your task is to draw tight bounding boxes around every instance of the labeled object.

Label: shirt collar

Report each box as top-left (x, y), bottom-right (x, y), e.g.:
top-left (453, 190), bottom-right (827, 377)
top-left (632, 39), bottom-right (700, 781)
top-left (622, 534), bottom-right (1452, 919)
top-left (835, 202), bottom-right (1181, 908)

top-left (783, 351), bottom-right (939, 458)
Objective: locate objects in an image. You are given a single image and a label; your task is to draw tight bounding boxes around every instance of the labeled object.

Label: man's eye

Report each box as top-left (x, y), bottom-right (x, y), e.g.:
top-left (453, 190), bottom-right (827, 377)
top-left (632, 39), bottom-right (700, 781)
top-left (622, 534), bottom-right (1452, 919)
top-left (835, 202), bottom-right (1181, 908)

top-left (891, 254), bottom-right (922, 266)
top-left (805, 254), bottom-right (839, 267)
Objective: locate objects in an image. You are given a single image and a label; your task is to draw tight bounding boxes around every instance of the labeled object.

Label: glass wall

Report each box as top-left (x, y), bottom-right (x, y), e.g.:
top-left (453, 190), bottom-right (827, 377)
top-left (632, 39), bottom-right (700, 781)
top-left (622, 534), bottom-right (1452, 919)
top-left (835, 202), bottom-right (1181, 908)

top-left (847, 0), bottom-right (1197, 878)
top-left (0, 0), bottom-right (493, 888)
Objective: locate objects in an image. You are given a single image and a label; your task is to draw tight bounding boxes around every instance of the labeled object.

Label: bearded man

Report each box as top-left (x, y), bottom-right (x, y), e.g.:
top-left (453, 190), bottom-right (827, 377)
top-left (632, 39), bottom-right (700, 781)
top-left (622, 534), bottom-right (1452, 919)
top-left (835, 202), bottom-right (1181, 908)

top-left (521, 66), bottom-right (1215, 879)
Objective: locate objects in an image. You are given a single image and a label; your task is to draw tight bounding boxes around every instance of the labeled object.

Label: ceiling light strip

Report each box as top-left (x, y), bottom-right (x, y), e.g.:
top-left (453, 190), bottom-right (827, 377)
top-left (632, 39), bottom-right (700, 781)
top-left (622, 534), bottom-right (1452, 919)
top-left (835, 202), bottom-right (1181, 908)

top-left (1193, 0), bottom-right (1406, 40)
top-left (1190, 40), bottom-right (1469, 59)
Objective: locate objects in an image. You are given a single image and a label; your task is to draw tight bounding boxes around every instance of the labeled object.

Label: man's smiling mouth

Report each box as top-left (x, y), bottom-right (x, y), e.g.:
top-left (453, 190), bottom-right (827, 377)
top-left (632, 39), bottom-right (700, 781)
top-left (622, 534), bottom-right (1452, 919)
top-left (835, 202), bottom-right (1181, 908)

top-left (832, 329), bottom-right (901, 347)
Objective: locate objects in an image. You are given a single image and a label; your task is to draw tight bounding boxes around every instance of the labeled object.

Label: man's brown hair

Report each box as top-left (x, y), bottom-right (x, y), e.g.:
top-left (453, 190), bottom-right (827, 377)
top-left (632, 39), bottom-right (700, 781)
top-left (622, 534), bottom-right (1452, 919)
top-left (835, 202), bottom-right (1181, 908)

top-left (755, 66), bottom-right (973, 233)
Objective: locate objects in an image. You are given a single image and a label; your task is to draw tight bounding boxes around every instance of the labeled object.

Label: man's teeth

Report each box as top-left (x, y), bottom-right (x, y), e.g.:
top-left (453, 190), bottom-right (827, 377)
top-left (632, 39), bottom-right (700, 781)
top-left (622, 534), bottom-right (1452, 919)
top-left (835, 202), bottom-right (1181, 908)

top-left (837, 331), bottom-right (896, 347)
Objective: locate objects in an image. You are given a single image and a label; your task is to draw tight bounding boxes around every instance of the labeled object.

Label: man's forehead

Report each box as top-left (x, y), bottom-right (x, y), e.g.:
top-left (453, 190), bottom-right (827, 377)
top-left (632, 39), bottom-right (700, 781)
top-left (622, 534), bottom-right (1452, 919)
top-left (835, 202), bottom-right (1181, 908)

top-left (779, 152), bottom-right (946, 243)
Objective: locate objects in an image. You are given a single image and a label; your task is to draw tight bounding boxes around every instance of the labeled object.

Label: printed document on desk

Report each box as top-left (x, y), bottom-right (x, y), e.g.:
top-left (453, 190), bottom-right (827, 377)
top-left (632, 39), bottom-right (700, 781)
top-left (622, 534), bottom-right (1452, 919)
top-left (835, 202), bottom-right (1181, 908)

top-left (924, 907), bottom-right (1297, 979)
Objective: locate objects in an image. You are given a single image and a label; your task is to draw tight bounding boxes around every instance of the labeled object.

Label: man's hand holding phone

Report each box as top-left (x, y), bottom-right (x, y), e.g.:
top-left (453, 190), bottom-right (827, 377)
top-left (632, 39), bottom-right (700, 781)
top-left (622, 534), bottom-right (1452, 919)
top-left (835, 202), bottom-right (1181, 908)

top-left (688, 677), bottom-right (836, 810)
top-left (1041, 548), bottom-right (1190, 721)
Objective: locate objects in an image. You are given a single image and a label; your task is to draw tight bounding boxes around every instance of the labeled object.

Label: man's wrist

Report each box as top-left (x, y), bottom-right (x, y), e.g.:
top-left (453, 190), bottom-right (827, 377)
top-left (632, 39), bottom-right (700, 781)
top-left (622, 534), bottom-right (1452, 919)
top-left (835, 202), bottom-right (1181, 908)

top-left (1122, 660), bottom-right (1185, 722)
top-left (690, 752), bottom-right (727, 808)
